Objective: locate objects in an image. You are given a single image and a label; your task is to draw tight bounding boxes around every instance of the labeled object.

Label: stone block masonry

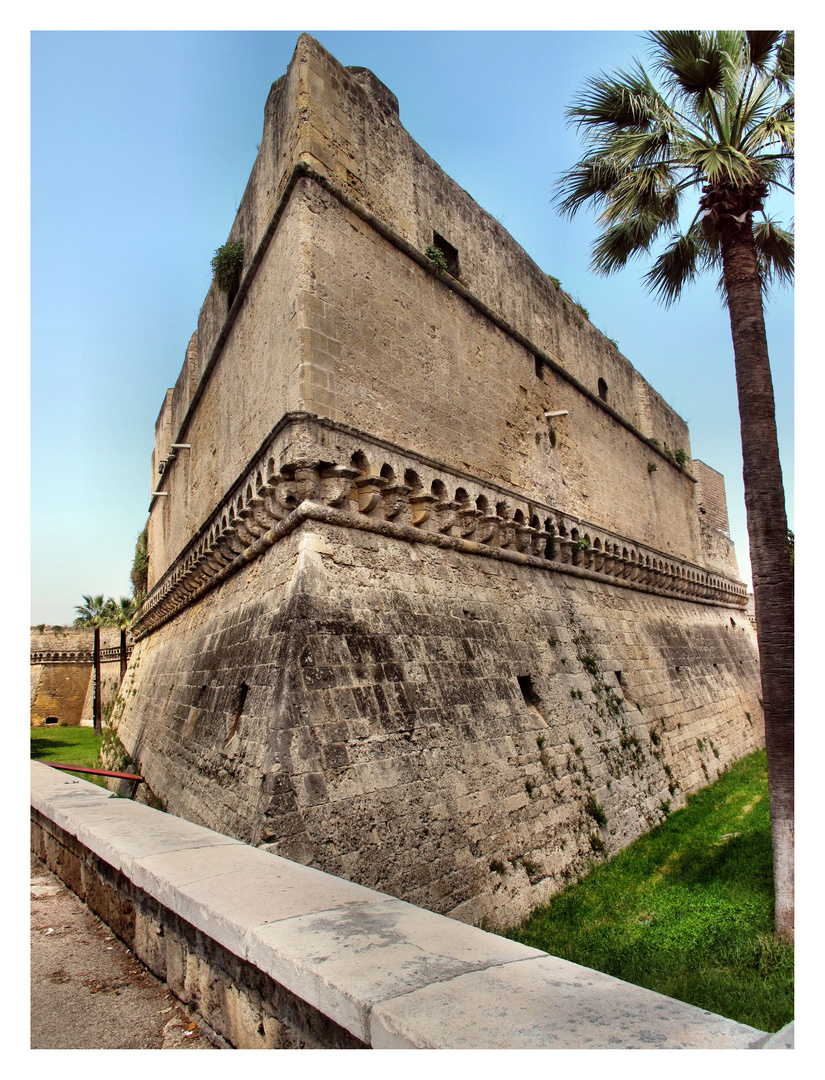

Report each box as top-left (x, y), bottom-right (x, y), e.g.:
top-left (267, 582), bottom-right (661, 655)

top-left (118, 34), bottom-right (765, 926)
top-left (33, 762), bottom-right (787, 1049)
top-left (119, 421), bottom-right (763, 927)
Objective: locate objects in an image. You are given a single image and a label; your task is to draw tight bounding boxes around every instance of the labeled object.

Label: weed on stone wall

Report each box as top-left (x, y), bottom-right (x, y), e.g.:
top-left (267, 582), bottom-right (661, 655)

top-left (566, 613), bottom-right (682, 835)
top-left (98, 647), bottom-right (147, 797)
top-left (99, 721), bottom-right (134, 774)
top-left (425, 245), bottom-right (448, 278)
top-left (589, 832), bottom-right (607, 856)
top-left (585, 795), bottom-right (607, 828)
top-left (211, 238), bottom-right (244, 293)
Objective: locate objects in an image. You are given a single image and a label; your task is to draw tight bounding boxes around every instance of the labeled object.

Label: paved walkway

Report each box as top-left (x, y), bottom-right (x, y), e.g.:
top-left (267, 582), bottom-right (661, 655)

top-left (30, 854), bottom-right (221, 1050)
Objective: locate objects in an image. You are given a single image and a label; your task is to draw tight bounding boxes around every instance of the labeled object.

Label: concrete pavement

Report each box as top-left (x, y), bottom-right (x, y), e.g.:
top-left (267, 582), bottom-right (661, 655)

top-left (30, 853), bottom-right (221, 1050)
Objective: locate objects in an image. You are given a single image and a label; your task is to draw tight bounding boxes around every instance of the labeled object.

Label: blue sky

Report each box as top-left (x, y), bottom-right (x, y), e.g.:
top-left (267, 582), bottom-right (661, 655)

top-left (29, 28), bottom-right (794, 623)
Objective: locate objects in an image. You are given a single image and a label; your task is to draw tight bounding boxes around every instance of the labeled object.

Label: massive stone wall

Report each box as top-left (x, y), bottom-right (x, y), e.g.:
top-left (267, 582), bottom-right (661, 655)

top-left (120, 498), bottom-right (762, 927)
top-left (147, 35), bottom-right (715, 588)
top-left (117, 35), bottom-right (763, 927)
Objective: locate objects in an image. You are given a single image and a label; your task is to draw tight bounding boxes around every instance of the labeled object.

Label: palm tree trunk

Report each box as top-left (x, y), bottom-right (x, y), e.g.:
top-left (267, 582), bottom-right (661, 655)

top-left (719, 214), bottom-right (794, 942)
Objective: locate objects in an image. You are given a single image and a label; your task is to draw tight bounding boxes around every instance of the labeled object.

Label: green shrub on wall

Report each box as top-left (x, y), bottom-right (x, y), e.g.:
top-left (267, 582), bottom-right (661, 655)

top-left (425, 244), bottom-right (448, 278)
top-left (130, 526), bottom-right (149, 601)
top-left (211, 239), bottom-right (244, 293)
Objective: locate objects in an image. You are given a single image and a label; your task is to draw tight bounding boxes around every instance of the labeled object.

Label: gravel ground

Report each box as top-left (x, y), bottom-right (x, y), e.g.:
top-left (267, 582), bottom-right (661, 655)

top-left (30, 853), bottom-right (221, 1050)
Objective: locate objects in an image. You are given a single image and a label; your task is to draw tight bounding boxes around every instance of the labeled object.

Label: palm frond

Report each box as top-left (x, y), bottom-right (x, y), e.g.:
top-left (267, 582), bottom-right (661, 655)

top-left (753, 218), bottom-right (794, 289)
top-left (567, 62), bottom-right (663, 132)
top-left (73, 593), bottom-right (108, 627)
top-left (742, 105), bottom-right (794, 158)
top-left (684, 143), bottom-right (759, 185)
top-left (746, 32), bottom-right (783, 71)
top-left (590, 213), bottom-right (666, 274)
top-left (752, 157), bottom-right (791, 189)
top-left (597, 165), bottom-right (682, 227)
top-left (554, 157), bottom-right (627, 218)
top-left (774, 31), bottom-right (794, 87)
top-left (598, 125), bottom-right (674, 167)
top-left (647, 31), bottom-right (726, 99)
top-left (642, 228), bottom-right (714, 305)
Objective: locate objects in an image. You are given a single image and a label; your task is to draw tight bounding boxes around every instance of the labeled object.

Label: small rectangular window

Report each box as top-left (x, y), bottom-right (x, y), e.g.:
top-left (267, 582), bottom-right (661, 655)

top-left (432, 231), bottom-right (460, 277)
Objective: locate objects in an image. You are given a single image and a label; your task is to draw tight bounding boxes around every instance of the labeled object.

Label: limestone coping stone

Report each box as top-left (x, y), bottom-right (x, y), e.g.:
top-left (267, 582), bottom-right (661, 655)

top-left (31, 761), bottom-right (777, 1050)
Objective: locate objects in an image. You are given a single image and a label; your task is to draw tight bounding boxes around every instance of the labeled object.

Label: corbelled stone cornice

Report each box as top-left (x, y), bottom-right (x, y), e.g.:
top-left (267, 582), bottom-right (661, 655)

top-left (134, 416), bottom-right (747, 640)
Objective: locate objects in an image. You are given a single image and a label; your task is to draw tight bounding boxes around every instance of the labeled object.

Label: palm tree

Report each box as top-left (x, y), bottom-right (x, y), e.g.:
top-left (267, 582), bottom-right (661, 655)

top-left (555, 31), bottom-right (793, 940)
top-left (73, 594), bottom-right (137, 628)
top-left (103, 596), bottom-right (137, 628)
top-left (73, 594), bottom-right (109, 627)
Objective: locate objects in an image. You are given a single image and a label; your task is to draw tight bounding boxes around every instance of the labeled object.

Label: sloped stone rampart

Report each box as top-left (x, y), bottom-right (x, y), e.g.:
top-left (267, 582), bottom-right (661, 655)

top-left (118, 510), bottom-right (763, 928)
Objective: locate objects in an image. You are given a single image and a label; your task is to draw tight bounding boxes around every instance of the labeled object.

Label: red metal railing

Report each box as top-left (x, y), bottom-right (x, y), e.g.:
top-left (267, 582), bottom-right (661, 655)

top-left (42, 761), bottom-right (144, 797)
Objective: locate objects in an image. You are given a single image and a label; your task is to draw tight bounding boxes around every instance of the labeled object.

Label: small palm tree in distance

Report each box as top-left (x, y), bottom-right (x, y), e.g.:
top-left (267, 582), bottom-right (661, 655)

top-left (73, 594), bottom-right (108, 628)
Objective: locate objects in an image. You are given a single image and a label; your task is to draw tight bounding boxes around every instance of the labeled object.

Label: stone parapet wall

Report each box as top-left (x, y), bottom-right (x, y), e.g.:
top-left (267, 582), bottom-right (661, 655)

top-left (30, 627), bottom-right (123, 653)
top-left (30, 664), bottom-right (92, 727)
top-left (31, 761), bottom-right (778, 1050)
top-left (31, 645), bottom-right (133, 664)
top-left (693, 460), bottom-right (732, 534)
top-left (30, 659), bottom-right (127, 728)
top-left (30, 629), bottom-right (132, 727)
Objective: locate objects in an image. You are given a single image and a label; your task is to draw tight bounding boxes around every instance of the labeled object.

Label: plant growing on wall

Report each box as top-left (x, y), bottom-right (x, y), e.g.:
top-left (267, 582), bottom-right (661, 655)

top-left (130, 526), bottom-right (149, 601)
top-left (425, 244), bottom-right (449, 278)
top-left (556, 30), bottom-right (794, 941)
top-left (211, 238), bottom-right (245, 293)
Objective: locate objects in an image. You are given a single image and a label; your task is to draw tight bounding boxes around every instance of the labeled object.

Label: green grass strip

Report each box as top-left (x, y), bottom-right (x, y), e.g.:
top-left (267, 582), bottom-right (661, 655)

top-left (504, 750), bottom-right (793, 1033)
top-left (31, 726), bottom-right (107, 787)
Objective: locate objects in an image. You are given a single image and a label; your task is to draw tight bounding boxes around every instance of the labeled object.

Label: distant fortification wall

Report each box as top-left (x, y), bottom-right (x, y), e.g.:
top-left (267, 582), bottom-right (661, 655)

top-left (117, 35), bottom-right (762, 927)
top-left (30, 628), bottom-right (128, 727)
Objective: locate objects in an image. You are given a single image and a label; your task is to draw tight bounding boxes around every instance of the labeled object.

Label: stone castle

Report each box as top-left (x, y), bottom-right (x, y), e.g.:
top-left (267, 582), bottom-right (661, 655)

top-left (116, 35), bottom-right (764, 927)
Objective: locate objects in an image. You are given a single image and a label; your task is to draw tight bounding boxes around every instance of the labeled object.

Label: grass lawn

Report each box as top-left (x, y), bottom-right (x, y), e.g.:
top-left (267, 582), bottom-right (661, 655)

top-left (30, 725), bottom-right (106, 787)
top-left (504, 749), bottom-right (793, 1033)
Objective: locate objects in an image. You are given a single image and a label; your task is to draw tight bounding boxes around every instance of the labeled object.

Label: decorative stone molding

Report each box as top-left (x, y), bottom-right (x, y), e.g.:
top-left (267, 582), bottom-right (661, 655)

top-left (30, 646), bottom-right (133, 665)
top-left (134, 415), bottom-right (748, 640)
